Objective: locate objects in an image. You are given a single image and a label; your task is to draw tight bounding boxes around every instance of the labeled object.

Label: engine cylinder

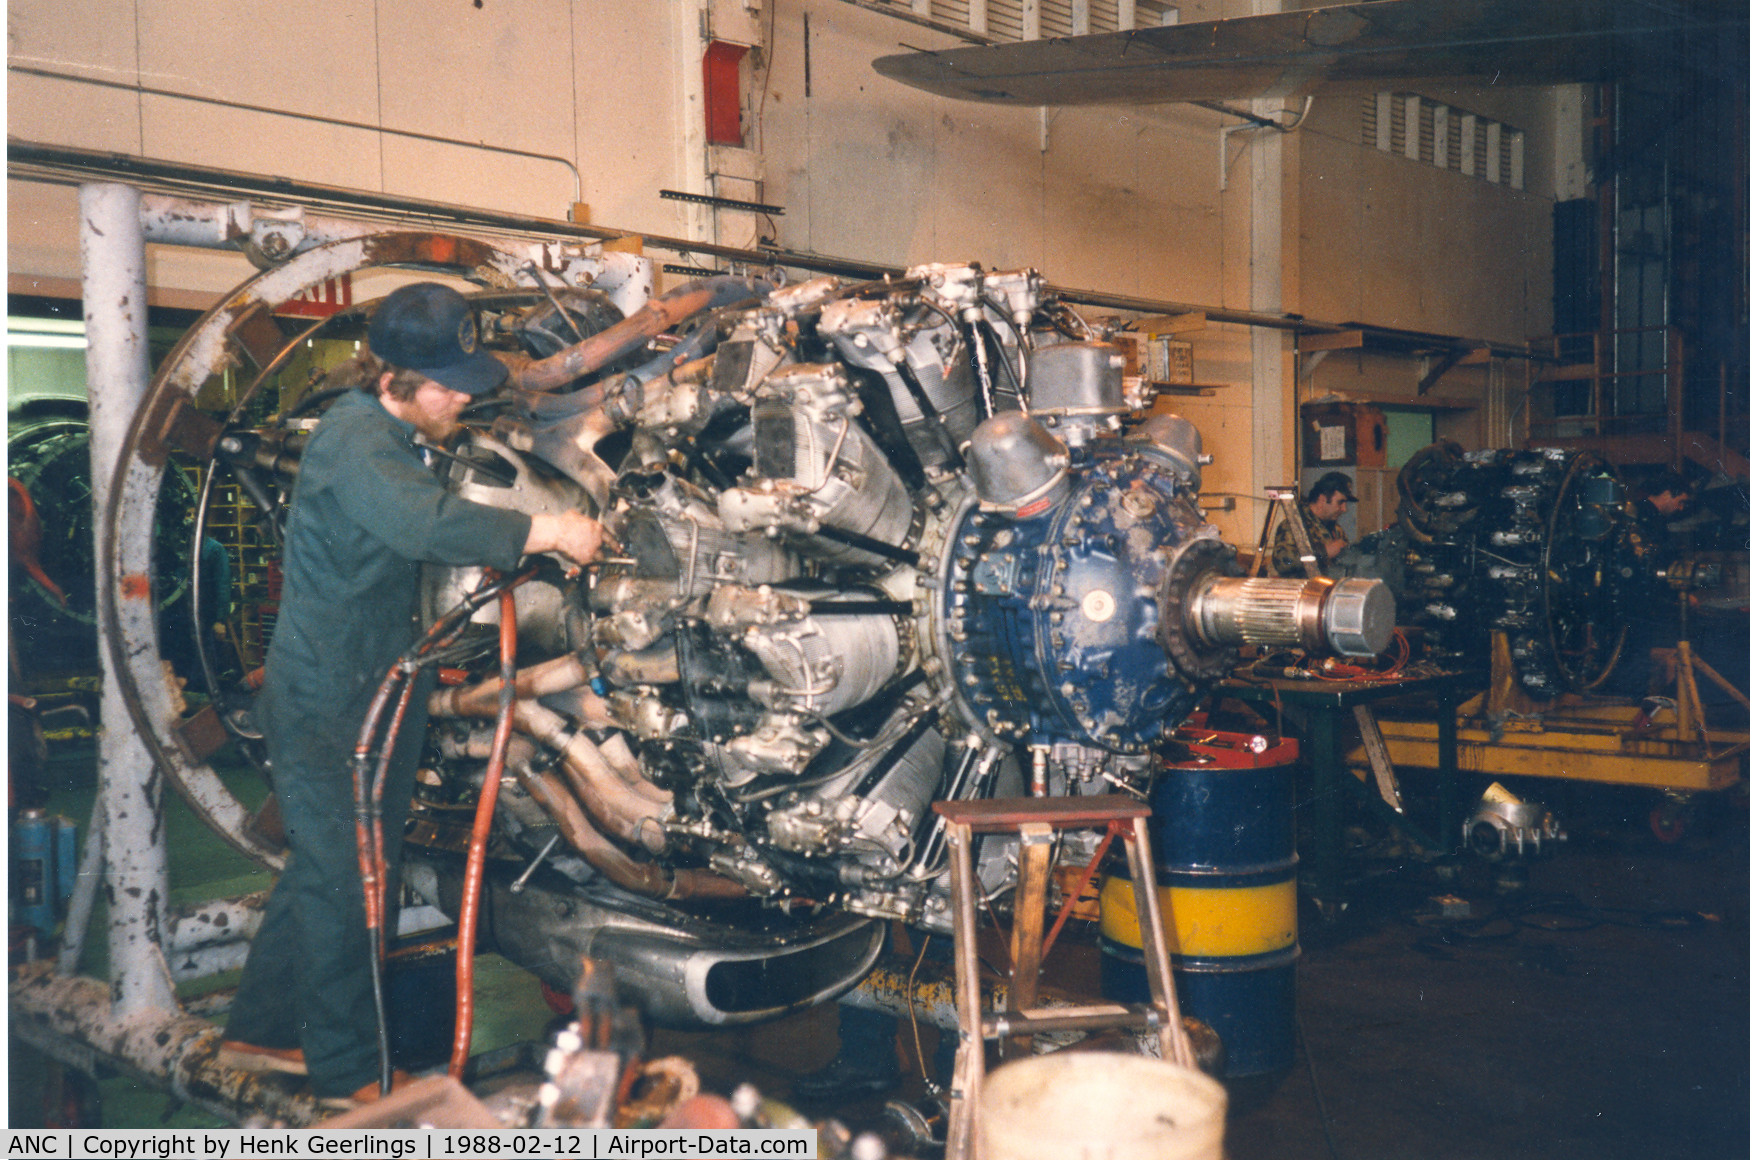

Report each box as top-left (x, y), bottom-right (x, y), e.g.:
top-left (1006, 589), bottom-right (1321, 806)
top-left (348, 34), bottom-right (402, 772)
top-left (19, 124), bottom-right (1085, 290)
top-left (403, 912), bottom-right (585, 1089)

top-left (740, 587), bottom-right (905, 717)
top-left (1028, 342), bottom-right (1127, 447)
top-left (965, 413), bottom-right (1068, 513)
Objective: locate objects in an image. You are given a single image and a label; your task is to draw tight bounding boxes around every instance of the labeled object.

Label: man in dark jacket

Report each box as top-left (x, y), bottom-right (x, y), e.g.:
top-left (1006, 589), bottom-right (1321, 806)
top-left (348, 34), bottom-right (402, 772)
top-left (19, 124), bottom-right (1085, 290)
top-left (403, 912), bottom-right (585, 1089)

top-left (218, 283), bottom-right (609, 1105)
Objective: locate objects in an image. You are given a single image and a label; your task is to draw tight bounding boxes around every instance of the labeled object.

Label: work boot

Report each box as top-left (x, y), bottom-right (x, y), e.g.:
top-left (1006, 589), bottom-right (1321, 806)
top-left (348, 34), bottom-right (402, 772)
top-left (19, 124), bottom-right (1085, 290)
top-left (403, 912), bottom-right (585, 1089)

top-left (319, 1070), bottom-right (414, 1111)
top-left (217, 1041), bottom-right (307, 1076)
top-left (792, 1053), bottom-right (901, 1102)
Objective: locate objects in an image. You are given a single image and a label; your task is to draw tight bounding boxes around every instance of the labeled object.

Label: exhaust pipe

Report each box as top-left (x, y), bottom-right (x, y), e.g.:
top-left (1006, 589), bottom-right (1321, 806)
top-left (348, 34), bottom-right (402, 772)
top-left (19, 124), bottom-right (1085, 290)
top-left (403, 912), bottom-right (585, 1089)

top-left (418, 857), bottom-right (884, 1028)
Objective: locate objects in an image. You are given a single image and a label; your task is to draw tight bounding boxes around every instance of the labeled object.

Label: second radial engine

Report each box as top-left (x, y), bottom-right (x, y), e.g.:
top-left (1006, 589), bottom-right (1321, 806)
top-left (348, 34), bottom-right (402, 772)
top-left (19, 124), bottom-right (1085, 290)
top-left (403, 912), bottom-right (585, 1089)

top-left (1388, 440), bottom-right (1634, 695)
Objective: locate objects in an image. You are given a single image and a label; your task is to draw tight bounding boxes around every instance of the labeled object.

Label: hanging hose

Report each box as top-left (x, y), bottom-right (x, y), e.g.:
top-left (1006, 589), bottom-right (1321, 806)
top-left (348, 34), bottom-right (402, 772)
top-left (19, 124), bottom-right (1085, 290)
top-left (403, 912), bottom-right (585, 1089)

top-left (351, 664), bottom-right (415, 1099)
top-left (366, 676), bottom-right (419, 1095)
top-left (350, 565), bottom-right (537, 1096)
top-left (450, 583), bottom-right (520, 1080)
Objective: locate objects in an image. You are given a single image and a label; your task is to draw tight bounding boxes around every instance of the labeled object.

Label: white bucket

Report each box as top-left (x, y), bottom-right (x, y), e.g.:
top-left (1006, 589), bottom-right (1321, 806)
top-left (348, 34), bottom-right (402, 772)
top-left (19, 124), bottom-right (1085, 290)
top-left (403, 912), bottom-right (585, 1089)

top-left (978, 1053), bottom-right (1228, 1160)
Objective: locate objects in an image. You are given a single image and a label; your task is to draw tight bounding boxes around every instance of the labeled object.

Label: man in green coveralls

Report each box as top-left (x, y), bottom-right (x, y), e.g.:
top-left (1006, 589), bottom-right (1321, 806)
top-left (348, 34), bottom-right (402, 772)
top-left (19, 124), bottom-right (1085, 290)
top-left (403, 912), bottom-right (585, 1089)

top-left (218, 283), bottom-right (610, 1105)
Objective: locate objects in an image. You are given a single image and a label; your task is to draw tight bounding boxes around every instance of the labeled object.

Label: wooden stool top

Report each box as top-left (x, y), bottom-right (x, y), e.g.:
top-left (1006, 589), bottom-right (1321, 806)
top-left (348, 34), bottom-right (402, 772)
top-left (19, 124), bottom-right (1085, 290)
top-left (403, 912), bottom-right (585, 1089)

top-left (933, 795), bottom-right (1150, 832)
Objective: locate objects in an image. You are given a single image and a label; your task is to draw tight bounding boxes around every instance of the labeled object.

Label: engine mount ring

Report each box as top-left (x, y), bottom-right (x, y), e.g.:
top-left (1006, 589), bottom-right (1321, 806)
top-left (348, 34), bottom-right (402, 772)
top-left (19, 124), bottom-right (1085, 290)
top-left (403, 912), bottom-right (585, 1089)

top-left (102, 231), bottom-right (539, 869)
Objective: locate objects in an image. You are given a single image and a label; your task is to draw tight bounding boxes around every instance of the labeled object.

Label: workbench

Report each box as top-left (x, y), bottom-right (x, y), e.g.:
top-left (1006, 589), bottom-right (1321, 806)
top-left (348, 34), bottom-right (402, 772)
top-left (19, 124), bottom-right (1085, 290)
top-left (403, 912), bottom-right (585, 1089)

top-left (1217, 670), bottom-right (1467, 918)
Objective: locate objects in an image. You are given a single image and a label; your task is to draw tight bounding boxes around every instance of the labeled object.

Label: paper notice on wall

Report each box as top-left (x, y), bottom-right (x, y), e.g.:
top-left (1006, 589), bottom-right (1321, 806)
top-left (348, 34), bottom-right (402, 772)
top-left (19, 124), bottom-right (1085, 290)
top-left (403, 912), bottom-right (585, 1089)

top-left (1318, 423), bottom-right (1346, 462)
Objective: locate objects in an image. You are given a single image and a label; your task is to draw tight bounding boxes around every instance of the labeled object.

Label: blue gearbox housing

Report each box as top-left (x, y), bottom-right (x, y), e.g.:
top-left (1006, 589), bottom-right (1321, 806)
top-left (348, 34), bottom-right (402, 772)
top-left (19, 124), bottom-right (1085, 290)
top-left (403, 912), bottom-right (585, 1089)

top-left (943, 415), bottom-right (1238, 754)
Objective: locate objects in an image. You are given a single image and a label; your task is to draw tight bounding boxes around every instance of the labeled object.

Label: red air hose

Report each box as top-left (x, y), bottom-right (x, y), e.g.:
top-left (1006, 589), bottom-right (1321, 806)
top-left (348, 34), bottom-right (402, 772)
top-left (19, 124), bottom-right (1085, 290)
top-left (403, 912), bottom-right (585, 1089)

top-left (449, 584), bottom-right (520, 1079)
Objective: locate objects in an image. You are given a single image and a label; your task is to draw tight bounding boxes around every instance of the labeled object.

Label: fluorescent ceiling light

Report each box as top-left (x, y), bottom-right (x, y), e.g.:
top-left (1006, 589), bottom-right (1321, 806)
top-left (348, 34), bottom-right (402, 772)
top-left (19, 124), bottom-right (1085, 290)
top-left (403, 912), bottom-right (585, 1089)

top-left (8, 317), bottom-right (86, 334)
top-left (8, 316), bottom-right (89, 349)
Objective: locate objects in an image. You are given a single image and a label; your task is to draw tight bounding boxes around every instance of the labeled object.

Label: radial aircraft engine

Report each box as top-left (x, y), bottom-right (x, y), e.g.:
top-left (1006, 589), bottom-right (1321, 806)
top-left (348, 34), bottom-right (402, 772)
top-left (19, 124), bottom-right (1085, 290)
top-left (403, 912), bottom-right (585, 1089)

top-left (122, 245), bottom-right (1392, 1028)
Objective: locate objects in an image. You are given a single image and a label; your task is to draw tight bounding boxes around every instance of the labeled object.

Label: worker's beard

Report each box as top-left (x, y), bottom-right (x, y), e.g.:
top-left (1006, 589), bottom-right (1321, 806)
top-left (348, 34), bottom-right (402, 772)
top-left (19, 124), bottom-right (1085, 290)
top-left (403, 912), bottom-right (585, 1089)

top-left (410, 413), bottom-right (464, 442)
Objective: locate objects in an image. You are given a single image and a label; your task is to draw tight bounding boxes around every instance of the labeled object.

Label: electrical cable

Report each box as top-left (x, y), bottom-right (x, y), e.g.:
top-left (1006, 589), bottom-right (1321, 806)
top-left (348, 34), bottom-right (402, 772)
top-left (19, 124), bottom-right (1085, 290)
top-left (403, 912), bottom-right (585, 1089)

top-left (352, 669), bottom-right (404, 1097)
top-left (366, 676), bottom-right (417, 1096)
top-left (1297, 1006), bottom-right (1344, 1160)
top-left (905, 933), bottom-right (937, 1093)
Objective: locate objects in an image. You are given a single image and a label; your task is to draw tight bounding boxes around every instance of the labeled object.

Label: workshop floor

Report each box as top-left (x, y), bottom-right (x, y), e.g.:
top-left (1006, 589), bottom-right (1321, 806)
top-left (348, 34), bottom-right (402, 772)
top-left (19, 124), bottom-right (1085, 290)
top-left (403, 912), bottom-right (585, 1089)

top-left (650, 778), bottom-right (1750, 1160)
top-left (12, 745), bottom-right (1749, 1159)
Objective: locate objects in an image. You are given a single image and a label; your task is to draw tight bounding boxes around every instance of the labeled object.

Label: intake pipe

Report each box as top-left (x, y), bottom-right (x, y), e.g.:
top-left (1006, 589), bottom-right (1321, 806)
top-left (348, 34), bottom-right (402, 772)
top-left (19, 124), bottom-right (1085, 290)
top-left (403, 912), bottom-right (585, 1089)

top-left (512, 755), bottom-right (741, 902)
top-left (500, 276), bottom-right (772, 393)
top-left (512, 700), bottom-right (673, 853)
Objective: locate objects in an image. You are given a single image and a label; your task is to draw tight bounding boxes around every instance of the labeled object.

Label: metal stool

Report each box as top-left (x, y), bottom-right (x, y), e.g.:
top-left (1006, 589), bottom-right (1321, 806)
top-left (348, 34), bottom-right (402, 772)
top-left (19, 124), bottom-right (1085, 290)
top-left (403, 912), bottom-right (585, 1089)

top-left (934, 796), bottom-right (1194, 1160)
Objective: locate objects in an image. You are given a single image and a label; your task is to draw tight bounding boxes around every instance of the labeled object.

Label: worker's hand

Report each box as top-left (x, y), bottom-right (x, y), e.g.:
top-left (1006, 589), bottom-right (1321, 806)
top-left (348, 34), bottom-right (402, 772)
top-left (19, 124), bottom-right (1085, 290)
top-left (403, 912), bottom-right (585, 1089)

top-left (525, 510), bottom-right (618, 572)
top-left (1324, 533), bottom-right (1348, 559)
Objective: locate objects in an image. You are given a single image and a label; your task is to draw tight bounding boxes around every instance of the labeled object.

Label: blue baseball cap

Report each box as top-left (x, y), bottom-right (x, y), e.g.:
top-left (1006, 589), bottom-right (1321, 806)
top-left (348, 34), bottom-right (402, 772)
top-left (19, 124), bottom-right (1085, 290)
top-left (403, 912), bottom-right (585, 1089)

top-left (367, 283), bottom-right (508, 396)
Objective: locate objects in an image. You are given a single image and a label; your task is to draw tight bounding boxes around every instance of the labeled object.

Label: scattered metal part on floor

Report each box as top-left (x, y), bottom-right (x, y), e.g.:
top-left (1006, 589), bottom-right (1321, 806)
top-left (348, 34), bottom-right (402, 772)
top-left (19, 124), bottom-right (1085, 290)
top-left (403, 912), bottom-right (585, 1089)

top-left (319, 1075), bottom-right (501, 1130)
top-left (1465, 783), bottom-right (1566, 860)
top-left (844, 956), bottom-right (1224, 1076)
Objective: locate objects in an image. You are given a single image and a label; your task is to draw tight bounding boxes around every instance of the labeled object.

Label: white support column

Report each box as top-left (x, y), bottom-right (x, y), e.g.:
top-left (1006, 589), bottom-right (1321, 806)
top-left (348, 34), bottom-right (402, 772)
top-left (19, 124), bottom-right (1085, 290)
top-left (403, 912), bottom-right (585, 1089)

top-left (1432, 104), bottom-right (1450, 169)
top-left (1374, 92), bottom-right (1393, 153)
top-left (968, 0), bottom-right (988, 34)
top-left (1022, 0), bottom-right (1041, 41)
top-left (1403, 95), bottom-right (1421, 162)
top-left (1459, 113), bottom-right (1477, 177)
top-left (1552, 84), bottom-right (1587, 201)
top-left (1072, 0), bottom-right (1090, 35)
top-left (1117, 0), bottom-right (1136, 30)
top-left (1250, 1), bottom-right (1292, 540)
top-left (80, 181), bottom-right (178, 1018)
top-left (1486, 120), bottom-right (1503, 184)
top-left (674, 0), bottom-right (712, 246)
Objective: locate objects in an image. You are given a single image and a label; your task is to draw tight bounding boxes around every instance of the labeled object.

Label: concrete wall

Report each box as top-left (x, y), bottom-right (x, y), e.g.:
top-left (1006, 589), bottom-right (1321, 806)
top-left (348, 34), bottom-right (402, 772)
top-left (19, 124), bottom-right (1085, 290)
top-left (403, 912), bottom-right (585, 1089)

top-left (7, 0), bottom-right (1563, 536)
top-left (1298, 89), bottom-right (1556, 344)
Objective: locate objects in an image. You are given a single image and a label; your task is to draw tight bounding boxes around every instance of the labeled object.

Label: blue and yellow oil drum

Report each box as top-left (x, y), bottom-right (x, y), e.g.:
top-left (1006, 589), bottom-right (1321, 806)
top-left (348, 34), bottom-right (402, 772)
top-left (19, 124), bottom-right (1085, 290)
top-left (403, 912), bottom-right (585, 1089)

top-left (1100, 730), bottom-right (1300, 1077)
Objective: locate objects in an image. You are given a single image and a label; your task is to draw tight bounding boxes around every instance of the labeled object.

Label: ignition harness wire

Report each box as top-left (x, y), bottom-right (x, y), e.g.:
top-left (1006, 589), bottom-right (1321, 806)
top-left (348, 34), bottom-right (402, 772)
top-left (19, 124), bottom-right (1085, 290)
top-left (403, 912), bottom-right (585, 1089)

top-left (906, 933), bottom-right (937, 1094)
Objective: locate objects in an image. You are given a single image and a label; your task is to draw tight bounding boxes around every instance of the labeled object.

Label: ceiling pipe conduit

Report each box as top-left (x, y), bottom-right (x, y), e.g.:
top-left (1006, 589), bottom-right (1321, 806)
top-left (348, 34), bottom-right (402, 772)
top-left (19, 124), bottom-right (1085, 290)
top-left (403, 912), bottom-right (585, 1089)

top-left (10, 64), bottom-right (584, 203)
top-left (136, 194), bottom-right (656, 317)
top-left (15, 139), bottom-right (1364, 337)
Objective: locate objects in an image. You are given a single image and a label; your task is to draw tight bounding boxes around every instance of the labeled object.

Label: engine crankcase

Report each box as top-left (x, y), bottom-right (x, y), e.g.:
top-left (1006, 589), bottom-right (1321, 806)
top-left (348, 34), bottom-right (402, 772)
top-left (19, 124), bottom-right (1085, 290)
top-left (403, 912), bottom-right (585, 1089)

top-left (942, 434), bottom-right (1214, 752)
